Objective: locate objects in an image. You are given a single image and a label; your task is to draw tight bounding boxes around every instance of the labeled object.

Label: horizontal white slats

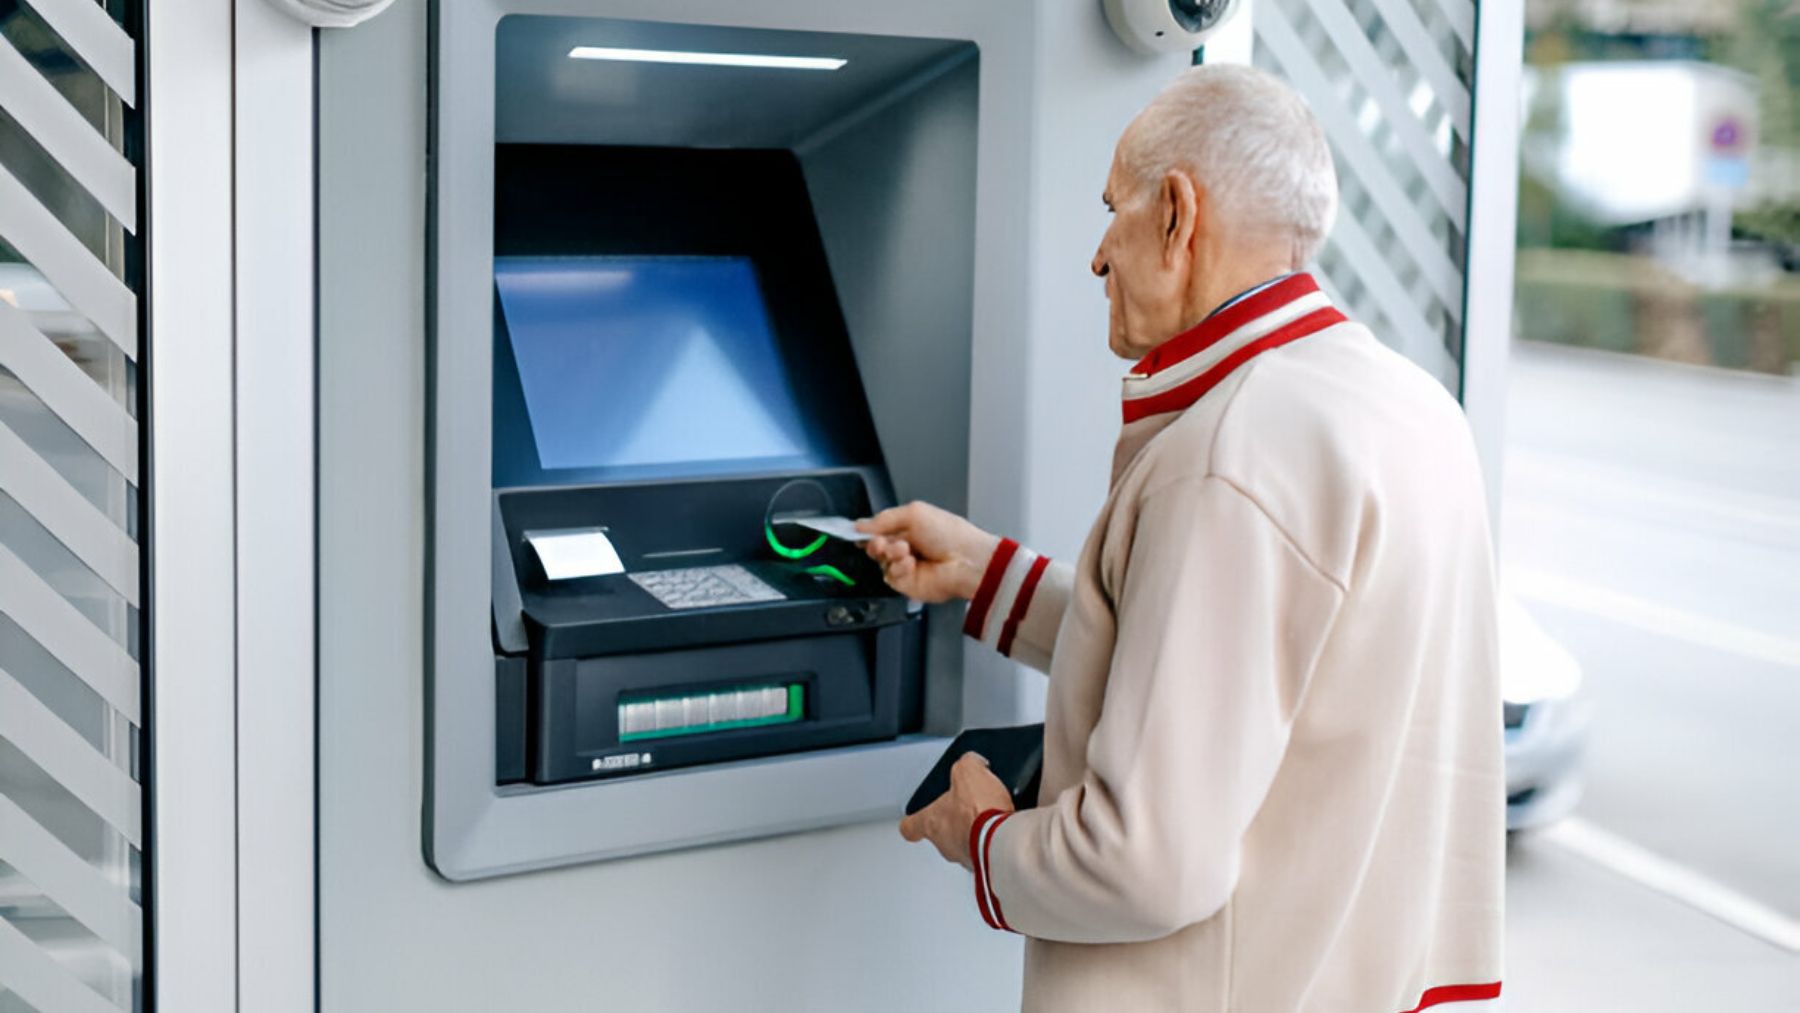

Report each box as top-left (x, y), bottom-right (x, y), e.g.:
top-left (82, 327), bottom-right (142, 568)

top-left (0, 666), bottom-right (140, 846)
top-left (0, 4), bottom-right (142, 1012)
top-left (0, 545), bottom-right (138, 725)
top-left (1325, 208), bottom-right (1453, 371)
top-left (0, 33), bottom-right (135, 231)
top-left (0, 300), bottom-right (137, 486)
top-left (1294, 0), bottom-right (1467, 228)
top-left (1258, 11), bottom-right (1464, 317)
top-left (20, 0), bottom-right (135, 106)
top-left (0, 165), bottom-right (136, 361)
top-left (1361, 0), bottom-right (1470, 138)
top-left (0, 898), bottom-right (130, 1013)
top-left (0, 794), bottom-right (143, 964)
top-left (1432, 0), bottom-right (1477, 54)
top-left (0, 421), bottom-right (139, 605)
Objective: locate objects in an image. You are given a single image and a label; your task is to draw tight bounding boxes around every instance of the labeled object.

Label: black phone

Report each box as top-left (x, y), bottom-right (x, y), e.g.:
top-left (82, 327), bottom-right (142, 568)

top-left (906, 723), bottom-right (1045, 816)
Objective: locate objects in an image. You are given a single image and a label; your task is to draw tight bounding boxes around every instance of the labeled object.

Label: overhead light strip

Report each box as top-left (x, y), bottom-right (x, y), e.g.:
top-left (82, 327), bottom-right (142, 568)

top-left (568, 46), bottom-right (847, 71)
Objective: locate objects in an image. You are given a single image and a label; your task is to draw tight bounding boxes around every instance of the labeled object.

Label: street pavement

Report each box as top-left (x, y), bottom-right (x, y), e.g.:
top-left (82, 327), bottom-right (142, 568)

top-left (1499, 340), bottom-right (1800, 1009)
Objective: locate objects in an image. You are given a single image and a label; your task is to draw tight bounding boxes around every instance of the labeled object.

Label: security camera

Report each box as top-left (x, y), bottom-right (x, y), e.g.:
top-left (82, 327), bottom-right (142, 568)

top-left (263, 0), bottom-right (394, 28)
top-left (1102, 0), bottom-right (1246, 55)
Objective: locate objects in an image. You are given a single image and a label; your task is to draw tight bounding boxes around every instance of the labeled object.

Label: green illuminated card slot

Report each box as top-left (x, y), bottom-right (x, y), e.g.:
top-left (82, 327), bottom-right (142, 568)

top-left (618, 683), bottom-right (805, 742)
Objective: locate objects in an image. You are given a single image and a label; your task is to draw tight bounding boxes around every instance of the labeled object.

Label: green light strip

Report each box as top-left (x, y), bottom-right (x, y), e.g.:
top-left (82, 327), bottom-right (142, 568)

top-left (765, 523), bottom-right (828, 560)
top-left (803, 563), bottom-right (856, 586)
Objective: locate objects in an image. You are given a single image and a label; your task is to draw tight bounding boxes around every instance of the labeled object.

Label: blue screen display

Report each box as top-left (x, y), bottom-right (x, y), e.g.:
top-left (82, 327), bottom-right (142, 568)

top-left (494, 256), bottom-right (818, 475)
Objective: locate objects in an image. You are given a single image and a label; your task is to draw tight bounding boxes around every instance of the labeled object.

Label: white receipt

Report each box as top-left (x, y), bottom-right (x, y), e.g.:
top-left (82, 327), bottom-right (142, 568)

top-left (527, 527), bottom-right (626, 580)
top-left (782, 515), bottom-right (873, 544)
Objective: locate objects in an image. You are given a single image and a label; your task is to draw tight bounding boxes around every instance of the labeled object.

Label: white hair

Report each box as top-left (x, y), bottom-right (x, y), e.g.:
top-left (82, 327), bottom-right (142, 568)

top-left (1123, 64), bottom-right (1338, 268)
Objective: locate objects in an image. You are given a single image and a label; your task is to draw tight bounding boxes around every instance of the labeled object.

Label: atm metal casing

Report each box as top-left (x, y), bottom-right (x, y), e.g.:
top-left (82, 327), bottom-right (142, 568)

top-left (428, 9), bottom-right (982, 880)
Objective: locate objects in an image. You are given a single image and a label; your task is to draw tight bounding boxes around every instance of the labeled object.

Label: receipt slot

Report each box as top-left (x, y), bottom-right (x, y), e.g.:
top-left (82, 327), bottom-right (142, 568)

top-left (428, 6), bottom-right (985, 878)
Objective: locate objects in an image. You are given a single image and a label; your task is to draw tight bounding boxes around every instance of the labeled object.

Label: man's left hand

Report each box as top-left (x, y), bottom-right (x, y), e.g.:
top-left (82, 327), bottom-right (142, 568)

top-left (899, 752), bottom-right (1015, 870)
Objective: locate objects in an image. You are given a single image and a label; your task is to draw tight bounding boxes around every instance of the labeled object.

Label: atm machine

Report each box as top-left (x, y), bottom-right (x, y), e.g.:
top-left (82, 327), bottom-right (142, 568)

top-left (427, 10), bottom-right (987, 879)
top-left (488, 145), bottom-right (925, 786)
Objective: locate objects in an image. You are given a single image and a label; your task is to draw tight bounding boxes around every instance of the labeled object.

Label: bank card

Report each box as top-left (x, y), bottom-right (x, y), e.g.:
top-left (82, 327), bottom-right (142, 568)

top-left (784, 515), bottom-right (874, 544)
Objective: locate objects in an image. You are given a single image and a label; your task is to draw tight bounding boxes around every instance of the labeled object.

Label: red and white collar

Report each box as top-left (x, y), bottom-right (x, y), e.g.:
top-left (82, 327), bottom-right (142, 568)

top-left (1121, 273), bottom-right (1345, 424)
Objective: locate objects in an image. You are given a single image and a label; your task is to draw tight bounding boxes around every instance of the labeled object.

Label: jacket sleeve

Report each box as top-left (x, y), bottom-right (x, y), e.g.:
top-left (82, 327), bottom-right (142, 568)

top-left (962, 537), bottom-right (1074, 675)
top-left (973, 476), bottom-right (1345, 943)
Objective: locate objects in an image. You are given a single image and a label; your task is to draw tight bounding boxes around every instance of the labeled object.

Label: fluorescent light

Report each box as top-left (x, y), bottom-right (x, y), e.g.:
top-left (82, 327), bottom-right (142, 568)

top-left (568, 46), bottom-right (846, 71)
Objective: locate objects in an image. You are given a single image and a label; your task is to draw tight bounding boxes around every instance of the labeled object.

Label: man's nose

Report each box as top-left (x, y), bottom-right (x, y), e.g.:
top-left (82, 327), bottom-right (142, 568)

top-left (1091, 250), bottom-right (1109, 278)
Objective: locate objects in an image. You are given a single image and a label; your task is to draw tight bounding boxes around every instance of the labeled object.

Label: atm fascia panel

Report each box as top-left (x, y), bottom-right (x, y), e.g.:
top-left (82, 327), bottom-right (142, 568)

top-left (428, 1), bottom-right (1006, 880)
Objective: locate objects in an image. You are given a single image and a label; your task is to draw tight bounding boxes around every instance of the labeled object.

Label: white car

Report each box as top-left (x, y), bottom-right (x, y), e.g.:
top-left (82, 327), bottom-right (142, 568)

top-left (1499, 592), bottom-right (1593, 830)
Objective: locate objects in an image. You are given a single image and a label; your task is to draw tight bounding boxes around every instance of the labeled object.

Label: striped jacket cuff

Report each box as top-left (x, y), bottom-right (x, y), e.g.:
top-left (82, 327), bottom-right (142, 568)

top-left (962, 538), bottom-right (1052, 659)
top-left (969, 808), bottom-right (1015, 933)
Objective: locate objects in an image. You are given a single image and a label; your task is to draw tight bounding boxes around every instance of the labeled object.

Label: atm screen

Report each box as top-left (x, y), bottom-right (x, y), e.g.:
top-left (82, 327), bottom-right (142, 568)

top-left (495, 255), bottom-right (821, 476)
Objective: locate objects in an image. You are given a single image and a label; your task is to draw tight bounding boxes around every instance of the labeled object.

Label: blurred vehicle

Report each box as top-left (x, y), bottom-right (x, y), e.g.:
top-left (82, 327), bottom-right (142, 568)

top-left (1499, 592), bottom-right (1594, 830)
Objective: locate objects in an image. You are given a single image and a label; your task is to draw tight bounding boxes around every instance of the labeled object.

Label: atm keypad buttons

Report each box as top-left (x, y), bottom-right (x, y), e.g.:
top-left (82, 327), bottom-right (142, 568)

top-left (628, 564), bottom-right (785, 610)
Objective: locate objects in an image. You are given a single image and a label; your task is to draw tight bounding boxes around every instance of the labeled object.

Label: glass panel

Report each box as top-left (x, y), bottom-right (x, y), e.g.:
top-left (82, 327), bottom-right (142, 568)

top-left (0, 1), bottom-right (142, 1011)
top-left (1500, 0), bottom-right (1800, 1005)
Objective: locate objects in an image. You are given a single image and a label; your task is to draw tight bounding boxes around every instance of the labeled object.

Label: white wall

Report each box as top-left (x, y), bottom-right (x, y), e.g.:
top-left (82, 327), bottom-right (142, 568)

top-left (317, 2), bottom-right (1183, 1010)
top-left (1012, 5), bottom-right (1190, 719)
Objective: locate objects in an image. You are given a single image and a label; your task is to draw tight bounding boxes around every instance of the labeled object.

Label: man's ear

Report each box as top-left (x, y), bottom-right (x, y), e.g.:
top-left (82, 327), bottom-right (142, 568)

top-left (1161, 169), bottom-right (1200, 266)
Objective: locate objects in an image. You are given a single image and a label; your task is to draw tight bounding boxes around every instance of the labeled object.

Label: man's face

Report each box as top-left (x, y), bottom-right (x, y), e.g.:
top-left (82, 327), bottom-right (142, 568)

top-left (1092, 139), bottom-right (1193, 361)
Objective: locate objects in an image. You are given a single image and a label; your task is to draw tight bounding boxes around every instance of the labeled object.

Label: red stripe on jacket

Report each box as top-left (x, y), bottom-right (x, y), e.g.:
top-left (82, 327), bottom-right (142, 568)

top-left (997, 554), bottom-right (1051, 657)
top-left (1131, 273), bottom-right (1322, 377)
top-left (1399, 981), bottom-right (1503, 1012)
top-left (970, 809), bottom-right (1015, 932)
top-left (1122, 307), bottom-right (1346, 424)
top-left (963, 538), bottom-right (1020, 640)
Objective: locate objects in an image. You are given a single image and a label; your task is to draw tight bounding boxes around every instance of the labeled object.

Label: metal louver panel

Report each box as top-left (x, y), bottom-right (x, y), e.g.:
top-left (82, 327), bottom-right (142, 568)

top-left (0, 795), bottom-right (141, 962)
top-left (0, 424), bottom-right (139, 605)
top-left (0, 547), bottom-right (139, 722)
top-left (0, 1), bottom-right (145, 1011)
top-left (0, 34), bottom-right (135, 231)
top-left (0, 916), bottom-right (125, 1013)
top-left (14, 0), bottom-right (133, 105)
top-left (0, 300), bottom-right (137, 485)
top-left (1255, 0), bottom-right (1476, 390)
top-left (0, 165), bottom-right (137, 359)
top-left (0, 668), bottom-right (140, 846)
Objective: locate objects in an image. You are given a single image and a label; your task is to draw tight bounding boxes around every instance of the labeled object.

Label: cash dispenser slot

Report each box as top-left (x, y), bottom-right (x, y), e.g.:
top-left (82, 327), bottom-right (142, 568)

top-left (530, 626), bottom-right (912, 783)
top-left (618, 683), bottom-right (805, 743)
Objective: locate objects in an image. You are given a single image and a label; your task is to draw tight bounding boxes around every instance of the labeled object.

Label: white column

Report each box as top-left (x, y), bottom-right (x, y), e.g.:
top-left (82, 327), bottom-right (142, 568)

top-left (1460, 0), bottom-right (1527, 539)
top-left (234, 3), bottom-right (319, 1011)
top-left (148, 1), bottom-right (240, 1009)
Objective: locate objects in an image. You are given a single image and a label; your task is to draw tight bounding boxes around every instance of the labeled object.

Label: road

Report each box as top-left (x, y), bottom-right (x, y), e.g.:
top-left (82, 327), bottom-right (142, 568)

top-left (1498, 340), bottom-right (1800, 1009)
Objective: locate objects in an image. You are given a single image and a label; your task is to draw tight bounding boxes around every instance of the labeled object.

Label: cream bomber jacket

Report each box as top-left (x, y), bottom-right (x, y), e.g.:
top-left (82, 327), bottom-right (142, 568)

top-left (960, 275), bottom-right (1505, 1012)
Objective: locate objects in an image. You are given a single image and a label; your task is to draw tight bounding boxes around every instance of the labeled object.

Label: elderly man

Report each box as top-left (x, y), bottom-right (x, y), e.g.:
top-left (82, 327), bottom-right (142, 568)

top-left (859, 65), bottom-right (1504, 1011)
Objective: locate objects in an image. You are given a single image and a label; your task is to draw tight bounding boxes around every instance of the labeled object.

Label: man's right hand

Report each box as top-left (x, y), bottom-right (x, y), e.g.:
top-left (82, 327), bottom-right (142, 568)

top-left (856, 502), bottom-right (1000, 604)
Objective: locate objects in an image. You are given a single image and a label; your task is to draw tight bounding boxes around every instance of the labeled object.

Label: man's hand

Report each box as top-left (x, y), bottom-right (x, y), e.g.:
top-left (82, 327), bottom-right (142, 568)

top-left (899, 753), bottom-right (1015, 870)
top-left (857, 502), bottom-right (1000, 604)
